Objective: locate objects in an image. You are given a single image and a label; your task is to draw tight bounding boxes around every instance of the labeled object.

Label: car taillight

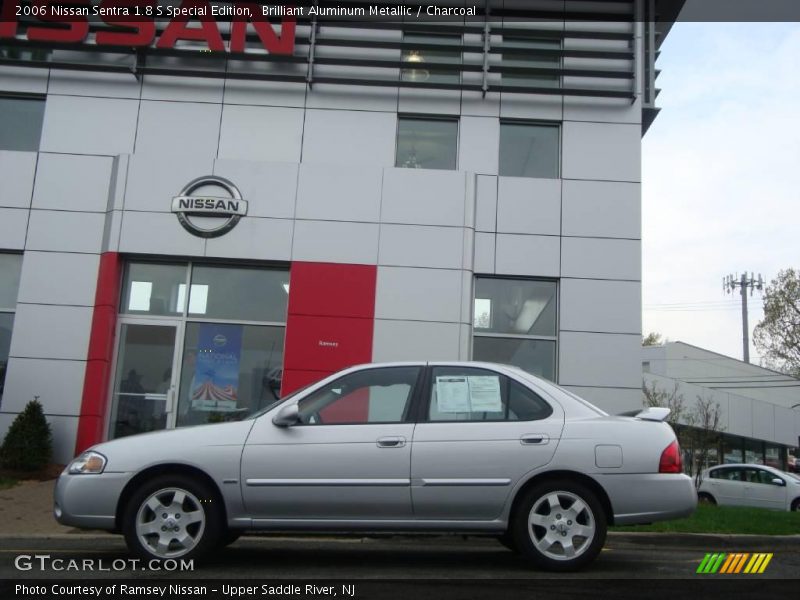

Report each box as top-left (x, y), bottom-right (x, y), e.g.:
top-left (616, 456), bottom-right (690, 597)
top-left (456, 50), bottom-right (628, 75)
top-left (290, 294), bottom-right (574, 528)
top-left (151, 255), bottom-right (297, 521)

top-left (659, 440), bottom-right (683, 473)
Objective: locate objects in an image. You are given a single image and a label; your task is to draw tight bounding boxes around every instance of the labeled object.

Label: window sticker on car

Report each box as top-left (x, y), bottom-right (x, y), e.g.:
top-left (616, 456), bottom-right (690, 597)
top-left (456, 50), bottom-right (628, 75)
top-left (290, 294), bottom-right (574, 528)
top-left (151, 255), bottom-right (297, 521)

top-left (468, 376), bottom-right (502, 412)
top-left (435, 376), bottom-right (471, 412)
top-left (435, 375), bottom-right (503, 413)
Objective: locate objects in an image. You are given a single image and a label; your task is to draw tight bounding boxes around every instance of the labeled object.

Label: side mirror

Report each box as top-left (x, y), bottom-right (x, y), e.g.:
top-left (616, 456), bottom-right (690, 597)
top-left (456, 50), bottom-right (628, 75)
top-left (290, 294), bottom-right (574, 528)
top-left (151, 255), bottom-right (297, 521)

top-left (771, 477), bottom-right (785, 487)
top-left (272, 404), bottom-right (300, 427)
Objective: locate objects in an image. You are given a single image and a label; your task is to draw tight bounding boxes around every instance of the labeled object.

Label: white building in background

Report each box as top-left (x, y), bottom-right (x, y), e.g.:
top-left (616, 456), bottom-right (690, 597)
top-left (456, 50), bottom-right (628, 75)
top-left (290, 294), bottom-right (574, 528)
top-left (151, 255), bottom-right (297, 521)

top-left (643, 341), bottom-right (800, 470)
top-left (0, 0), bottom-right (683, 463)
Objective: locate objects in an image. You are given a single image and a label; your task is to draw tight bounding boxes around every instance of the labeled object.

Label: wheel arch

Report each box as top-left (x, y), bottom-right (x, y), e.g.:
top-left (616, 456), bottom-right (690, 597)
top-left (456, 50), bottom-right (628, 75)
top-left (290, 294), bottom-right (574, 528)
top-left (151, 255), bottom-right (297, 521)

top-left (506, 470), bottom-right (615, 530)
top-left (114, 464), bottom-right (227, 532)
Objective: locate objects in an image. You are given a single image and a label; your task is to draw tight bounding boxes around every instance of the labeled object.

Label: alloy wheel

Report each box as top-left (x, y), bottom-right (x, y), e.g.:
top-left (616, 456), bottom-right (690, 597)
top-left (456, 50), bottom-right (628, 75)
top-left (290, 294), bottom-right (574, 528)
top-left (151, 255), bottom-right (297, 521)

top-left (135, 487), bottom-right (206, 559)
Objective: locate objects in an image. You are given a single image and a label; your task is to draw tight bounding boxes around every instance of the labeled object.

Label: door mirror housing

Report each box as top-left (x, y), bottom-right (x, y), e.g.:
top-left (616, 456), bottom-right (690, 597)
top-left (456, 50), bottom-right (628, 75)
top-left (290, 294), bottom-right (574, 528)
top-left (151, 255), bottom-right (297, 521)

top-left (771, 477), bottom-right (785, 486)
top-left (273, 404), bottom-right (300, 427)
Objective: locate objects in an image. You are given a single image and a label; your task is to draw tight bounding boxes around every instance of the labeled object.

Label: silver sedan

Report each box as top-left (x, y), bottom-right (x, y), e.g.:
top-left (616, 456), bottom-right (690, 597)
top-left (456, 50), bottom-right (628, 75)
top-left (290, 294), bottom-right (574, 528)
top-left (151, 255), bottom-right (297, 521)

top-left (55, 362), bottom-right (696, 571)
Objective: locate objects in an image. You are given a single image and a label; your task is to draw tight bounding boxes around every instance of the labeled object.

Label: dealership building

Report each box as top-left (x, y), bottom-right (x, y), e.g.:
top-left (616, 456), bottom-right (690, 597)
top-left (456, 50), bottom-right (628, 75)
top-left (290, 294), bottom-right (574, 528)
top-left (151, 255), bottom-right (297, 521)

top-left (0, 1), bottom-right (683, 463)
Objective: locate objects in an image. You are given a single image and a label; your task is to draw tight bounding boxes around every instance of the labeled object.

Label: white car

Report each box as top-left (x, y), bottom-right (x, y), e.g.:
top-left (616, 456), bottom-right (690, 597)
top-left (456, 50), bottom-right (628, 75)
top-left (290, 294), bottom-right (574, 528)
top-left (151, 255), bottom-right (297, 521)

top-left (697, 464), bottom-right (800, 511)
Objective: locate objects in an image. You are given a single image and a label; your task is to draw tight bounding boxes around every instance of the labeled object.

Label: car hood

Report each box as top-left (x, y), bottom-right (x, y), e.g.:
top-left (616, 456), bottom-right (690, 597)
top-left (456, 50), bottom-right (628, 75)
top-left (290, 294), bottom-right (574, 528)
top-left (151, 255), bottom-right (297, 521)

top-left (86, 419), bottom-right (257, 472)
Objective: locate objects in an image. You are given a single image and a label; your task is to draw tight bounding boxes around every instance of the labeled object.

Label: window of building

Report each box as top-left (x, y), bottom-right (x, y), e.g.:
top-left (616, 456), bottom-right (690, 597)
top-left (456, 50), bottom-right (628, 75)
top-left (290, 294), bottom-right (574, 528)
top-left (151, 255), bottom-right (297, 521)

top-left (744, 438), bottom-right (765, 465)
top-left (501, 35), bottom-right (561, 89)
top-left (427, 366), bottom-right (553, 422)
top-left (401, 32), bottom-right (462, 85)
top-left (111, 261), bottom-right (289, 438)
top-left (722, 436), bottom-right (744, 464)
top-left (297, 366), bottom-right (421, 425)
top-left (0, 254), bottom-right (23, 403)
top-left (472, 277), bottom-right (557, 381)
top-left (396, 116), bottom-right (458, 170)
top-left (499, 122), bottom-right (559, 178)
top-left (0, 97), bottom-right (45, 152)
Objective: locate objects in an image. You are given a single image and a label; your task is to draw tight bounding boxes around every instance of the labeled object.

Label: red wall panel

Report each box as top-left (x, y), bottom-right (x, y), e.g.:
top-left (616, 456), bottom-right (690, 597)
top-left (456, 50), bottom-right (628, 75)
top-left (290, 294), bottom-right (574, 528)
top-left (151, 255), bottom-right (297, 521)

top-left (281, 262), bottom-right (377, 396)
top-left (286, 262), bottom-right (376, 318)
top-left (74, 252), bottom-right (121, 455)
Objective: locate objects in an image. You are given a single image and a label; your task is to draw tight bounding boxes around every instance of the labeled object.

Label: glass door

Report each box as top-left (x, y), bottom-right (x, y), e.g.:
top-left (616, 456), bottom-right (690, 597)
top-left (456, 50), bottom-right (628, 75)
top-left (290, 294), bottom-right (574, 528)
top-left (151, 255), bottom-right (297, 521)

top-left (109, 320), bottom-right (182, 439)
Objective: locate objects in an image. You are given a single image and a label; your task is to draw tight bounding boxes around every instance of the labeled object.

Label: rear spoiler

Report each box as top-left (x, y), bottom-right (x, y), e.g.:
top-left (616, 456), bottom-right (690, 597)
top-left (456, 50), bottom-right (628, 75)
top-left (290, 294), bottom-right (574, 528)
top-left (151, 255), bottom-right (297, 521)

top-left (617, 407), bottom-right (671, 422)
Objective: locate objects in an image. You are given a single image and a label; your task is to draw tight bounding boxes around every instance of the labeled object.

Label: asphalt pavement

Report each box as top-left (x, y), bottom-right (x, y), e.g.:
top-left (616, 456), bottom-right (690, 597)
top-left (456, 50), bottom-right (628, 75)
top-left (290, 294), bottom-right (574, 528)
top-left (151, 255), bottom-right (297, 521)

top-left (0, 533), bottom-right (798, 580)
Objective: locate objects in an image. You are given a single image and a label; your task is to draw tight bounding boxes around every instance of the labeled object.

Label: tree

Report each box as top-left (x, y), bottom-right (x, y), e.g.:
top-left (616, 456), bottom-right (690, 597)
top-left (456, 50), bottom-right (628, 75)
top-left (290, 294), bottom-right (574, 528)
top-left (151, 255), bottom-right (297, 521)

top-left (642, 380), bottom-right (686, 430)
top-left (688, 395), bottom-right (724, 485)
top-left (0, 399), bottom-right (53, 471)
top-left (753, 269), bottom-right (800, 377)
top-left (642, 380), bottom-right (695, 469)
top-left (642, 332), bottom-right (663, 346)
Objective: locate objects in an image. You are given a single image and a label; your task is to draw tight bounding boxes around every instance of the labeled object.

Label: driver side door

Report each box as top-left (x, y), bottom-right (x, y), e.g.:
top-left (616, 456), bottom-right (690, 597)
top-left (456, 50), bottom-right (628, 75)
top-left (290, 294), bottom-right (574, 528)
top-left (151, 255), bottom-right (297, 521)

top-left (240, 365), bottom-right (422, 521)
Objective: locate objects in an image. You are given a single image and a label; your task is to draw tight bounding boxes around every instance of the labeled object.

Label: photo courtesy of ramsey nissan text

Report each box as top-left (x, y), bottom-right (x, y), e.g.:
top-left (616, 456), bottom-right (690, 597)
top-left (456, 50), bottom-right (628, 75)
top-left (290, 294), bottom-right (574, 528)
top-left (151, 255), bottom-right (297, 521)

top-left (0, 1), bottom-right (798, 599)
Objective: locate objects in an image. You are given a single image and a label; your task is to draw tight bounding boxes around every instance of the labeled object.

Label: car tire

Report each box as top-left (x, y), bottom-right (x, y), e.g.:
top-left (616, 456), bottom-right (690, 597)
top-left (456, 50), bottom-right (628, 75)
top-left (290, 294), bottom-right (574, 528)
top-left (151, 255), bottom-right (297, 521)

top-left (698, 493), bottom-right (716, 506)
top-left (122, 474), bottom-right (222, 563)
top-left (791, 498), bottom-right (800, 512)
top-left (511, 479), bottom-right (606, 572)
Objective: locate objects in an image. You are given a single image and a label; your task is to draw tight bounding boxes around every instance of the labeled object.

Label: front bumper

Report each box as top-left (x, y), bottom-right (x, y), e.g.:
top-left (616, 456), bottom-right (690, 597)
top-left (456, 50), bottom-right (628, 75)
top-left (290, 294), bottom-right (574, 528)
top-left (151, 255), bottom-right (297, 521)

top-left (600, 473), bottom-right (697, 525)
top-left (53, 470), bottom-right (132, 530)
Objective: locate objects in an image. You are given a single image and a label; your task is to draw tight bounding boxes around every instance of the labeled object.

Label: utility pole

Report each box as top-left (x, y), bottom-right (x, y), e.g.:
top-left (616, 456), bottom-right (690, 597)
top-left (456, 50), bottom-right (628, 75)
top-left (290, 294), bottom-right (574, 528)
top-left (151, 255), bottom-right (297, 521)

top-left (723, 272), bottom-right (764, 363)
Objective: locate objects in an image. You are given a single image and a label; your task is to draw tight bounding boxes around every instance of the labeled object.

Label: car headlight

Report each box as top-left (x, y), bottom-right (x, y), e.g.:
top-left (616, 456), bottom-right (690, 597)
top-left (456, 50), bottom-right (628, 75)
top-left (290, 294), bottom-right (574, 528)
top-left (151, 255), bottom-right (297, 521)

top-left (68, 451), bottom-right (107, 474)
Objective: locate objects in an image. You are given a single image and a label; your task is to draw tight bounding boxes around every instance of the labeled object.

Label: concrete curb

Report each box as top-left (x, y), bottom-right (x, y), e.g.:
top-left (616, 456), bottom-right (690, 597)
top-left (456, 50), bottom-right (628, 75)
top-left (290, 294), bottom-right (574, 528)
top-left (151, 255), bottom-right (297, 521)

top-left (608, 531), bottom-right (800, 548)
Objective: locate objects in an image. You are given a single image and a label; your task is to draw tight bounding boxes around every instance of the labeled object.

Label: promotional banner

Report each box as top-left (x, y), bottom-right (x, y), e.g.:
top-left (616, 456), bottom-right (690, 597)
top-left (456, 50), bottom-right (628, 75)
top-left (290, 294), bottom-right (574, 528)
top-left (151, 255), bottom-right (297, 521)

top-left (190, 324), bottom-right (243, 412)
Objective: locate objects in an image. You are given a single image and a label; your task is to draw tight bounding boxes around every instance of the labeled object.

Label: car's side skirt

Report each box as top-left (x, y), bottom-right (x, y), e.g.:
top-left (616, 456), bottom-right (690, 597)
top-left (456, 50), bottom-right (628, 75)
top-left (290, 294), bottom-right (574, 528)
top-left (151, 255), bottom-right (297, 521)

top-left (231, 517), bottom-right (507, 533)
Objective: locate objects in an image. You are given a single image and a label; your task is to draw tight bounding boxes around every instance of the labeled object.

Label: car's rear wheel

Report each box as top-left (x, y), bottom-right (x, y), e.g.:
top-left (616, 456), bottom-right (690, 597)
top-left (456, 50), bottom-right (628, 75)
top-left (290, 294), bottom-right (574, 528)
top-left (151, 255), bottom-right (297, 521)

top-left (122, 474), bottom-right (222, 562)
top-left (791, 498), bottom-right (800, 512)
top-left (512, 479), bottom-right (606, 571)
top-left (698, 492), bottom-right (716, 506)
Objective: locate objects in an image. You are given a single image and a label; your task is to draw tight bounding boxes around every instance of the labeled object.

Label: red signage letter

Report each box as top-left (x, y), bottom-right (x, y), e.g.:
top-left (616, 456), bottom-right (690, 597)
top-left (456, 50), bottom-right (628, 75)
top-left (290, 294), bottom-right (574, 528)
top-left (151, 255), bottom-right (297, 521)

top-left (96, 0), bottom-right (156, 47)
top-left (0, 0), bottom-right (20, 39)
top-left (27, 0), bottom-right (90, 43)
top-left (230, 3), bottom-right (295, 54)
top-left (156, 0), bottom-right (224, 51)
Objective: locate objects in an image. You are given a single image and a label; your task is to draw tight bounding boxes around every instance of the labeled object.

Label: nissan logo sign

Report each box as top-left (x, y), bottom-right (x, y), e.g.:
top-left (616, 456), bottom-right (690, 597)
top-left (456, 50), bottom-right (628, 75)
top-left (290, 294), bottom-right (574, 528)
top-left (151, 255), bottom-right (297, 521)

top-left (171, 176), bottom-right (248, 238)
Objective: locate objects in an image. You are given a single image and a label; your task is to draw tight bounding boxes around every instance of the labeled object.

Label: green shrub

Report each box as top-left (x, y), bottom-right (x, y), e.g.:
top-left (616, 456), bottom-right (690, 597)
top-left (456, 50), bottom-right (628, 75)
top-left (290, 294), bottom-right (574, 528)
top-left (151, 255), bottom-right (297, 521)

top-left (0, 399), bottom-right (53, 471)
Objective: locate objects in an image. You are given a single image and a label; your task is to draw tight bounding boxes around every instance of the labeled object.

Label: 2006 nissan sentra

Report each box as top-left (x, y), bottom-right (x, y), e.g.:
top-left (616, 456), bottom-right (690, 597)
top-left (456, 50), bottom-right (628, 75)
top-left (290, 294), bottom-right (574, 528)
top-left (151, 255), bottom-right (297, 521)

top-left (55, 362), bottom-right (696, 571)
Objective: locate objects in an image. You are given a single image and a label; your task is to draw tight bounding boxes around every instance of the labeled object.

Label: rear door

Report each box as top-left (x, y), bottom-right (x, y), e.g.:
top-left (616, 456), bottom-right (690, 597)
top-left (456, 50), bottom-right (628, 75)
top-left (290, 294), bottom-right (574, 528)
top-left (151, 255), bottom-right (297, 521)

top-left (410, 365), bottom-right (564, 521)
top-left (708, 467), bottom-right (748, 506)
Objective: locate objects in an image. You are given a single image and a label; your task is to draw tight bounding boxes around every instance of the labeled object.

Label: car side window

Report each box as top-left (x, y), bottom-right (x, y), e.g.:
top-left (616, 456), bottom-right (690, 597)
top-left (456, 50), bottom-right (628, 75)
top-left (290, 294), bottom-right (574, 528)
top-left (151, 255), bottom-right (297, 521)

top-left (755, 470), bottom-right (781, 485)
top-left (426, 367), bottom-right (552, 422)
top-left (297, 366), bottom-right (421, 425)
top-left (712, 467), bottom-right (742, 481)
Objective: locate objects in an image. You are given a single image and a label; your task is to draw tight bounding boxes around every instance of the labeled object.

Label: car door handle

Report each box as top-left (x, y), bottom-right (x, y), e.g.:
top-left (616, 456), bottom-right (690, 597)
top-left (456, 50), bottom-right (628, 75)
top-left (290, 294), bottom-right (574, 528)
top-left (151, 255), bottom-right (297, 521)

top-left (520, 434), bottom-right (549, 445)
top-left (376, 436), bottom-right (406, 448)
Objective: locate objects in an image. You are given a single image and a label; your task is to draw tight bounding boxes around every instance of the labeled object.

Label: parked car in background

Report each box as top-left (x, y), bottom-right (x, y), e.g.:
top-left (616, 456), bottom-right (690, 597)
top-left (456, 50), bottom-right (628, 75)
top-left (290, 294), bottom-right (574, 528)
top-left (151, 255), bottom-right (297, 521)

top-left (55, 362), bottom-right (696, 571)
top-left (697, 464), bottom-right (800, 511)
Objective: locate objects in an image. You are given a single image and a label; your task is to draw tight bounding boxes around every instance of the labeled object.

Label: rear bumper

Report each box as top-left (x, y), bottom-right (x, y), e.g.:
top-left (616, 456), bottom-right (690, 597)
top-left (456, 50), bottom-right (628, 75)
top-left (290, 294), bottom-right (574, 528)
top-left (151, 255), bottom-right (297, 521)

top-left (600, 473), bottom-right (697, 525)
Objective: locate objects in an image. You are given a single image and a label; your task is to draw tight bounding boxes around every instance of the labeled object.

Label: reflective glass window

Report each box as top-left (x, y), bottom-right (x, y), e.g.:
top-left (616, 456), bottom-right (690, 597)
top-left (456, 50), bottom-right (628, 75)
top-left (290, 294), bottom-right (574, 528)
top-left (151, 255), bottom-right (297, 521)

top-left (502, 36), bottom-right (561, 88)
top-left (176, 323), bottom-right (286, 427)
top-left (121, 263), bottom-right (187, 316)
top-left (188, 265), bottom-right (289, 322)
top-left (396, 117), bottom-right (458, 170)
top-left (499, 122), bottom-right (559, 178)
top-left (298, 367), bottom-right (421, 425)
top-left (0, 97), bottom-right (45, 152)
top-left (401, 32), bottom-right (461, 85)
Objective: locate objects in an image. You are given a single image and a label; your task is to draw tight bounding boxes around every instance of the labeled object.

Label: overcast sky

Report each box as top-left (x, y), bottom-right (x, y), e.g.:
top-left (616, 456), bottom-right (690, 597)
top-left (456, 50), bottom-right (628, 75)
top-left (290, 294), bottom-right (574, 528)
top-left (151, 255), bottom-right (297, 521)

top-left (642, 22), bottom-right (800, 363)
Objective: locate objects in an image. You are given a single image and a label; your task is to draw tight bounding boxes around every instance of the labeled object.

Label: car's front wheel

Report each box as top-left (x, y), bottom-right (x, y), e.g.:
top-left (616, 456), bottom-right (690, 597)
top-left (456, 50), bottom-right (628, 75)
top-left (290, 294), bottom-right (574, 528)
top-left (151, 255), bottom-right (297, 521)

top-left (512, 479), bottom-right (606, 571)
top-left (122, 474), bottom-right (222, 562)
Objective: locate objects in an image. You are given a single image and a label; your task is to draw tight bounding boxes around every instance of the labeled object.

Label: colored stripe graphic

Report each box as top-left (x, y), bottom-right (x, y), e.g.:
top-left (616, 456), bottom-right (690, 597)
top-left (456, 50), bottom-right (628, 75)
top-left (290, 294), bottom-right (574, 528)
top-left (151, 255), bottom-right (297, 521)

top-left (697, 553), bottom-right (773, 574)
